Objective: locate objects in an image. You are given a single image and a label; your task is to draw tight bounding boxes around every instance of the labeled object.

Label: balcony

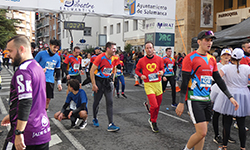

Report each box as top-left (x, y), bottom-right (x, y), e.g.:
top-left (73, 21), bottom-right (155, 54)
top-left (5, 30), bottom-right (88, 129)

top-left (44, 32), bottom-right (49, 37)
top-left (13, 14), bottom-right (25, 20)
top-left (16, 31), bottom-right (26, 35)
top-left (37, 23), bottom-right (43, 29)
top-left (14, 23), bottom-right (26, 28)
top-left (37, 32), bottom-right (43, 38)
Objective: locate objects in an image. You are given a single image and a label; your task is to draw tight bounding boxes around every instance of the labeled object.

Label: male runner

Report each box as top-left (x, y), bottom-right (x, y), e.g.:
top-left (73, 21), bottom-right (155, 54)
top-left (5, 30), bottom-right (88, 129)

top-left (240, 41), bottom-right (250, 66)
top-left (90, 42), bottom-right (120, 132)
top-left (35, 39), bottom-right (62, 110)
top-left (162, 47), bottom-right (177, 107)
top-left (54, 79), bottom-right (88, 129)
top-left (175, 30), bottom-right (239, 150)
top-left (135, 41), bottom-right (164, 133)
top-left (2, 35), bottom-right (51, 150)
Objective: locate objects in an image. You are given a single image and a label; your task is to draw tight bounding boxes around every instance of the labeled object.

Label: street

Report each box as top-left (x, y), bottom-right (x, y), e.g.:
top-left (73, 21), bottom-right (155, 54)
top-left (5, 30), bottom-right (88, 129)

top-left (0, 66), bottom-right (249, 150)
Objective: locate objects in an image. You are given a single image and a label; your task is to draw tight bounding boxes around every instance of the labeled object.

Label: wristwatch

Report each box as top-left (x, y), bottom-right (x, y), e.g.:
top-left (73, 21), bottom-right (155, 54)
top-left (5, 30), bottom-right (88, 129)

top-left (15, 130), bottom-right (24, 135)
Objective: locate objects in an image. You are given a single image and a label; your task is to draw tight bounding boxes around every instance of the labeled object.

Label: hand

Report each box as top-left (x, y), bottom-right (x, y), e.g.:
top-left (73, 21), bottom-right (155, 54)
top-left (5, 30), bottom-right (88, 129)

top-left (68, 111), bottom-right (73, 119)
top-left (43, 68), bottom-right (47, 73)
top-left (80, 70), bottom-right (84, 75)
top-left (14, 134), bottom-right (26, 150)
top-left (141, 75), bottom-right (147, 80)
top-left (157, 71), bottom-right (164, 76)
top-left (175, 103), bottom-right (184, 116)
top-left (1, 115), bottom-right (10, 126)
top-left (57, 84), bottom-right (62, 91)
top-left (66, 75), bottom-right (70, 80)
top-left (229, 97), bottom-right (239, 111)
top-left (58, 113), bottom-right (63, 121)
top-left (92, 84), bottom-right (98, 93)
top-left (163, 76), bottom-right (167, 81)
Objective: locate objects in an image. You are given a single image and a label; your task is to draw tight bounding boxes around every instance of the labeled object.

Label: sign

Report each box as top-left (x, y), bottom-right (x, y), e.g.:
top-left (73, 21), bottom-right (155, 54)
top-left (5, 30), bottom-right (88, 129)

top-left (64, 21), bottom-right (85, 30)
top-left (99, 34), bottom-right (107, 46)
top-left (145, 33), bottom-right (155, 43)
top-left (200, 0), bottom-right (214, 28)
top-left (155, 33), bottom-right (174, 47)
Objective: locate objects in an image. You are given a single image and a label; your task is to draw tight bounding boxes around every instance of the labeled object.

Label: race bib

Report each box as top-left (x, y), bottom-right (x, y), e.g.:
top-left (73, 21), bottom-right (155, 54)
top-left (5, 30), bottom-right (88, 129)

top-left (45, 61), bottom-right (56, 70)
top-left (148, 73), bottom-right (158, 82)
top-left (168, 64), bottom-right (173, 70)
top-left (73, 64), bottom-right (80, 70)
top-left (103, 67), bottom-right (112, 76)
top-left (70, 101), bottom-right (77, 110)
top-left (200, 76), bottom-right (212, 87)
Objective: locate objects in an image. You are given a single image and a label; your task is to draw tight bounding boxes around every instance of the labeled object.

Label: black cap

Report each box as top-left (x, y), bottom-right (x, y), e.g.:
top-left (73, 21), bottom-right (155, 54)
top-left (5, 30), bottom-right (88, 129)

top-left (94, 47), bottom-right (100, 50)
top-left (197, 30), bottom-right (216, 40)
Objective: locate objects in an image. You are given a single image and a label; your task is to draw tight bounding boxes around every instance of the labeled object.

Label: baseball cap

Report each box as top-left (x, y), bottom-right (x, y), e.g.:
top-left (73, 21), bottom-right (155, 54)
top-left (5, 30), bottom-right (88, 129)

top-left (197, 30), bottom-right (216, 40)
top-left (94, 47), bottom-right (100, 50)
top-left (220, 48), bottom-right (232, 56)
top-left (231, 48), bottom-right (244, 59)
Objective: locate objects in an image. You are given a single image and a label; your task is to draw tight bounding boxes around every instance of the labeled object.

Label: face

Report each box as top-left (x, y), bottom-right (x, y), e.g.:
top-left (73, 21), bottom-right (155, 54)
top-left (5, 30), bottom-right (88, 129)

top-left (87, 53), bottom-right (91, 58)
top-left (73, 48), bottom-right (80, 57)
top-left (95, 49), bottom-right (100, 54)
top-left (243, 43), bottom-right (250, 53)
top-left (6, 40), bottom-right (22, 66)
top-left (49, 45), bottom-right (59, 54)
top-left (198, 38), bottom-right (213, 52)
top-left (221, 53), bottom-right (231, 62)
top-left (166, 49), bottom-right (172, 57)
top-left (107, 45), bottom-right (117, 56)
top-left (145, 43), bottom-right (154, 57)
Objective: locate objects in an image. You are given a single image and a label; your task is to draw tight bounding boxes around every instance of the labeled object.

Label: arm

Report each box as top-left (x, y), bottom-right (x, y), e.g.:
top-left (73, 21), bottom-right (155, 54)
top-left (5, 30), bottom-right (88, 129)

top-left (55, 68), bottom-right (62, 91)
top-left (248, 74), bottom-right (250, 84)
top-left (90, 64), bottom-right (98, 93)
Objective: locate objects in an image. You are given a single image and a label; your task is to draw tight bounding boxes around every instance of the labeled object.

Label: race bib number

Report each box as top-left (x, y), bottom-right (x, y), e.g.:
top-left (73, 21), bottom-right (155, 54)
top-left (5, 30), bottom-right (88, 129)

top-left (70, 101), bottom-right (77, 110)
top-left (73, 64), bottom-right (80, 70)
top-left (200, 76), bottom-right (212, 87)
top-left (103, 67), bottom-right (112, 76)
top-left (148, 73), bottom-right (158, 82)
top-left (45, 61), bottom-right (56, 70)
top-left (168, 64), bottom-right (173, 70)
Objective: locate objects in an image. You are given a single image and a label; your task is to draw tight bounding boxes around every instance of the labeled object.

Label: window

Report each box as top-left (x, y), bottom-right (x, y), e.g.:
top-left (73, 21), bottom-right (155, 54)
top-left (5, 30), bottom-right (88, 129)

top-left (133, 19), bottom-right (138, 31)
top-left (224, 0), bottom-right (233, 10)
top-left (124, 21), bottom-right (129, 32)
top-left (117, 23), bottom-right (121, 34)
top-left (84, 27), bottom-right (91, 36)
top-left (104, 26), bottom-right (107, 34)
top-left (142, 20), bottom-right (146, 29)
top-left (110, 25), bottom-right (113, 35)
top-left (238, 0), bottom-right (246, 7)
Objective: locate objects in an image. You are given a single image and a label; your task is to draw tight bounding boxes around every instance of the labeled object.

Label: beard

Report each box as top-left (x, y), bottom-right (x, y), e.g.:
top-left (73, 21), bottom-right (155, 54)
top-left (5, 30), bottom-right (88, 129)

top-left (12, 51), bottom-right (22, 67)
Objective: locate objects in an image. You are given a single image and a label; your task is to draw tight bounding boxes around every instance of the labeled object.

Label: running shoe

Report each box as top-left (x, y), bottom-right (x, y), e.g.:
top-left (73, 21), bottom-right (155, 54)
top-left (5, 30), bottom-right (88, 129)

top-left (148, 118), bottom-right (159, 133)
top-left (228, 136), bottom-right (236, 143)
top-left (79, 120), bottom-right (87, 129)
top-left (143, 102), bottom-right (150, 115)
top-left (107, 123), bottom-right (120, 132)
top-left (213, 135), bottom-right (223, 144)
top-left (121, 93), bottom-right (127, 98)
top-left (92, 118), bottom-right (99, 127)
top-left (71, 117), bottom-right (79, 128)
top-left (117, 93), bottom-right (120, 98)
top-left (171, 103), bottom-right (178, 108)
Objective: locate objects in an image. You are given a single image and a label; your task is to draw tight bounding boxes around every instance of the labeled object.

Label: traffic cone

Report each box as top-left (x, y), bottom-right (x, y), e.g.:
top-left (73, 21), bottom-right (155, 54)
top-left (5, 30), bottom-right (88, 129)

top-left (134, 75), bottom-right (140, 86)
top-left (176, 81), bottom-right (181, 92)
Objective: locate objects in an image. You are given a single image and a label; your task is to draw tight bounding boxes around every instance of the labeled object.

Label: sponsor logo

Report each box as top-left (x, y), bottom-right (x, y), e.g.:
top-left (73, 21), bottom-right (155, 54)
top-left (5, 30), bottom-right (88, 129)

top-left (157, 22), bottom-right (174, 29)
top-left (42, 115), bottom-right (49, 127)
top-left (60, 0), bottom-right (95, 13)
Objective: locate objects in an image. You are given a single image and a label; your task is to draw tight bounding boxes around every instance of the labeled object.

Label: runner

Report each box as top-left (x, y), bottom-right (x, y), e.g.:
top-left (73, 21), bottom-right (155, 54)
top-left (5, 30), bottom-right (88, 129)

top-left (54, 79), bottom-right (88, 129)
top-left (135, 41), bottom-right (164, 133)
top-left (162, 47), bottom-right (178, 107)
top-left (240, 41), bottom-right (250, 66)
top-left (1, 35), bottom-right (50, 150)
top-left (35, 39), bottom-right (62, 110)
top-left (90, 42), bottom-right (120, 132)
top-left (213, 48), bottom-right (250, 150)
top-left (114, 54), bottom-right (127, 98)
top-left (175, 30), bottom-right (239, 150)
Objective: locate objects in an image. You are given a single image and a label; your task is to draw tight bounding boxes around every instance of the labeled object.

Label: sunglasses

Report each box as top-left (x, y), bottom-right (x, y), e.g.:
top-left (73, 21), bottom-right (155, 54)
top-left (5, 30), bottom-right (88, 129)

top-left (205, 30), bottom-right (214, 36)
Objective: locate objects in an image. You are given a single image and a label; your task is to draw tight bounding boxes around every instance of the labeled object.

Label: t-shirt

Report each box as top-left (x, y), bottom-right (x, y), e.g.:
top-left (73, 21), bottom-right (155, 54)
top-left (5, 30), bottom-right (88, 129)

top-left (93, 53), bottom-right (113, 78)
top-left (182, 51), bottom-right (218, 101)
top-left (240, 55), bottom-right (250, 66)
top-left (115, 60), bottom-right (124, 77)
top-left (35, 50), bottom-right (61, 83)
top-left (7, 59), bottom-right (50, 145)
top-left (66, 89), bottom-right (88, 110)
top-left (135, 55), bottom-right (164, 83)
top-left (163, 56), bottom-right (175, 76)
top-left (90, 54), bottom-right (98, 63)
top-left (64, 54), bottom-right (82, 76)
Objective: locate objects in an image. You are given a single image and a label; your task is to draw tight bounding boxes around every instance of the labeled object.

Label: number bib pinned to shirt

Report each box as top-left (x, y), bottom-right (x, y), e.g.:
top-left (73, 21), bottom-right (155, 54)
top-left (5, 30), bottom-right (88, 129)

top-left (148, 73), bottom-right (158, 82)
top-left (45, 61), bottom-right (56, 70)
top-left (73, 64), bottom-right (80, 70)
top-left (200, 75), bottom-right (212, 87)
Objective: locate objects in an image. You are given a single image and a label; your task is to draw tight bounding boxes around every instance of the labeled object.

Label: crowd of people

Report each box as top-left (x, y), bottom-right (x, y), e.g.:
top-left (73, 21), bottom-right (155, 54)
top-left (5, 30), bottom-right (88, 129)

top-left (0, 31), bottom-right (249, 150)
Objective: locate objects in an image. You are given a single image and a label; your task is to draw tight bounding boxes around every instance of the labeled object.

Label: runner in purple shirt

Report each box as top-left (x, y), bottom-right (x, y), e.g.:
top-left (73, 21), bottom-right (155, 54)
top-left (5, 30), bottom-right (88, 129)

top-left (1, 35), bottom-right (50, 150)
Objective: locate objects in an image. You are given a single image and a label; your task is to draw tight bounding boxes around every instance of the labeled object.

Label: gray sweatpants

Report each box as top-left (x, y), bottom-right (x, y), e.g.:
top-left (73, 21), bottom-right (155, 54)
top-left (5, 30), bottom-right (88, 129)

top-left (93, 79), bottom-right (114, 124)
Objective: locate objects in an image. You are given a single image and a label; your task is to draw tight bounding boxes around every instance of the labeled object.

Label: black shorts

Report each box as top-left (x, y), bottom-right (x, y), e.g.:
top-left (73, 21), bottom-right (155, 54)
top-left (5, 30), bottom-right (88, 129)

top-left (68, 75), bottom-right (81, 84)
top-left (46, 82), bottom-right (54, 99)
top-left (63, 110), bottom-right (80, 118)
top-left (3, 140), bottom-right (49, 150)
top-left (187, 100), bottom-right (213, 124)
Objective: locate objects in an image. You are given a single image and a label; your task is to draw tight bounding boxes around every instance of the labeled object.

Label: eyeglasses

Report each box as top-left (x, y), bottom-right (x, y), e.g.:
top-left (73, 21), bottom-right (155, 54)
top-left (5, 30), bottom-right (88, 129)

top-left (205, 30), bottom-right (214, 36)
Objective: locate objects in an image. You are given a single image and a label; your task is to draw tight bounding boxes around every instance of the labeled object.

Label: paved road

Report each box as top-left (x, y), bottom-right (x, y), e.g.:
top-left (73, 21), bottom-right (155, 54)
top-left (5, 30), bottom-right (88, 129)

top-left (0, 66), bottom-right (249, 150)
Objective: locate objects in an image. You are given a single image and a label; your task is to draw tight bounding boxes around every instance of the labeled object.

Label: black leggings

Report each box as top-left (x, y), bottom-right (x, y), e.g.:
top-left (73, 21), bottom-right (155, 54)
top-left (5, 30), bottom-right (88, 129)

top-left (162, 75), bottom-right (176, 104)
top-left (212, 111), bottom-right (221, 137)
top-left (222, 115), bottom-right (246, 148)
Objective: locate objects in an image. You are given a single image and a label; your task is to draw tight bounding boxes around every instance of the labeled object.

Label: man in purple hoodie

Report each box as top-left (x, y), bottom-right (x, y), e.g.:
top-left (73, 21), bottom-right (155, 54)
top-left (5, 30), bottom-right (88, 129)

top-left (1, 35), bottom-right (51, 150)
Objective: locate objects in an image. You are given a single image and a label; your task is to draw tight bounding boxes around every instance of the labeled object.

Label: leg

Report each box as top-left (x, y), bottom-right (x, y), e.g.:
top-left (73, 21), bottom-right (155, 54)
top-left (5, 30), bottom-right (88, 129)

top-left (168, 76), bottom-right (176, 104)
top-left (147, 94), bottom-right (159, 123)
top-left (46, 98), bottom-right (50, 110)
top-left (93, 80), bottom-right (104, 119)
top-left (161, 78), bottom-right (167, 92)
top-left (79, 110), bottom-right (88, 121)
top-left (212, 111), bottom-right (221, 137)
top-left (236, 117), bottom-right (246, 149)
top-left (116, 76), bottom-right (120, 94)
top-left (120, 75), bottom-right (125, 93)
top-left (104, 87), bottom-right (113, 124)
top-left (222, 115), bottom-right (233, 147)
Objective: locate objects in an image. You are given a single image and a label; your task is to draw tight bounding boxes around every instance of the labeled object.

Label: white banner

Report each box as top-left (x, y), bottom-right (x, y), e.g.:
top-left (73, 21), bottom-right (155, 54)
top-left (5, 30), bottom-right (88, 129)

top-left (200, 0), bottom-right (213, 28)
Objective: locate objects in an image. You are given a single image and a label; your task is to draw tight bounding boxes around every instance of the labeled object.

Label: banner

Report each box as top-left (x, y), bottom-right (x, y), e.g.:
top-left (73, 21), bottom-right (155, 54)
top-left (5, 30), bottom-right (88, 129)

top-left (200, 0), bottom-right (213, 28)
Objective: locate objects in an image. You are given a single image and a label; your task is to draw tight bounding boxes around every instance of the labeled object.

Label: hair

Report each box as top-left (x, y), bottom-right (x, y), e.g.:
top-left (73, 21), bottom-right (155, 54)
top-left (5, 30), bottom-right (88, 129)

top-left (67, 79), bottom-right (80, 91)
top-left (145, 41), bottom-right (154, 47)
top-left (105, 42), bottom-right (116, 50)
top-left (231, 57), bottom-right (241, 73)
top-left (7, 35), bottom-right (31, 50)
top-left (241, 40), bottom-right (250, 48)
top-left (31, 42), bottom-right (36, 49)
top-left (50, 39), bottom-right (61, 47)
top-left (73, 46), bottom-right (80, 51)
top-left (165, 47), bottom-right (172, 52)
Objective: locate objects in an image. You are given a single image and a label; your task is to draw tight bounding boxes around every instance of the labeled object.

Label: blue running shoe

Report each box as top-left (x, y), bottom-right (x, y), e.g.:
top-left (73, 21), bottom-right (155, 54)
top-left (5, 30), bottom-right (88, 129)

top-left (107, 123), bottom-right (120, 132)
top-left (92, 118), bottom-right (99, 127)
top-left (171, 103), bottom-right (178, 108)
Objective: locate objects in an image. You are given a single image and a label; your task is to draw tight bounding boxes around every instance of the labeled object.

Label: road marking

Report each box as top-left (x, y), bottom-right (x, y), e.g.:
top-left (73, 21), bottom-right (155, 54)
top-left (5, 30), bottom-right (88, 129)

top-left (49, 134), bottom-right (62, 147)
top-left (1, 82), bottom-right (11, 85)
top-left (1, 86), bottom-right (10, 90)
top-left (159, 111), bottom-right (189, 123)
top-left (51, 118), bottom-right (86, 150)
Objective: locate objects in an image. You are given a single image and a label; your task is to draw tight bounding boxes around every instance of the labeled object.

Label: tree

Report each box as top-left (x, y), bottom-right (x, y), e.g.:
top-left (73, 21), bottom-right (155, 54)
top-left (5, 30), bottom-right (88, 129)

top-left (0, 9), bottom-right (17, 49)
top-left (124, 43), bottom-right (132, 54)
